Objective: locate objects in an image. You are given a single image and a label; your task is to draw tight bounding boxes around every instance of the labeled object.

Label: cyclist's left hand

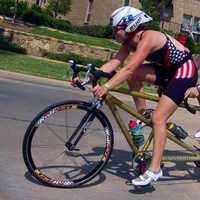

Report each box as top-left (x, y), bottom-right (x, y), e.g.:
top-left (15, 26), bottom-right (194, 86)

top-left (184, 87), bottom-right (199, 98)
top-left (92, 84), bottom-right (108, 97)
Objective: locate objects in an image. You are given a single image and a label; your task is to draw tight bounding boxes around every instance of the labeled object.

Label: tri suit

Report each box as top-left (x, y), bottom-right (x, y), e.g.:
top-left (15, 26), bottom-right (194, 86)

top-left (143, 33), bottom-right (198, 105)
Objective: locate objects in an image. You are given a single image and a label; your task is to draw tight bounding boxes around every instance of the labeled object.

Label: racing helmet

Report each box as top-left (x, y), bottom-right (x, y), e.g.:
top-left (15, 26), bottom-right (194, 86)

top-left (110, 6), bottom-right (152, 32)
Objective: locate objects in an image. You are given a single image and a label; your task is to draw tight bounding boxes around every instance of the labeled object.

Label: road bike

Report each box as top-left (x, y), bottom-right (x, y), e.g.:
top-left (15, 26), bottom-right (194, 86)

top-left (22, 61), bottom-right (200, 188)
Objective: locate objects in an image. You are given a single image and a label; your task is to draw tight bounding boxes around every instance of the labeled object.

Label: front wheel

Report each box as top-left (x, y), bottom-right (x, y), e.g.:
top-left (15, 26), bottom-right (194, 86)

top-left (22, 100), bottom-right (114, 188)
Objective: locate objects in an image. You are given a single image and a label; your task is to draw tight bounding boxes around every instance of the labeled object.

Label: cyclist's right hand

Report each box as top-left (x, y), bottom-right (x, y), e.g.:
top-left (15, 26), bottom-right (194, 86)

top-left (70, 76), bottom-right (81, 87)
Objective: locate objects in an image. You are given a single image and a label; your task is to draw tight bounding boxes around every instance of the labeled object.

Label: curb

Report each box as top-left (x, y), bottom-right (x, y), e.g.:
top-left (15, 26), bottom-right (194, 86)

top-left (0, 70), bottom-right (134, 102)
top-left (0, 69), bottom-right (71, 88)
top-left (0, 69), bottom-right (199, 107)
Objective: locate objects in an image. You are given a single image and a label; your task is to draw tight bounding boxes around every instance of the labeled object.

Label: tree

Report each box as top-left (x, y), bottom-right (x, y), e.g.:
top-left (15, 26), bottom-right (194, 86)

top-left (35, 0), bottom-right (45, 7)
top-left (47, 0), bottom-right (72, 18)
top-left (140, 0), bottom-right (165, 21)
top-left (140, 0), bottom-right (172, 20)
top-left (139, 0), bottom-right (173, 29)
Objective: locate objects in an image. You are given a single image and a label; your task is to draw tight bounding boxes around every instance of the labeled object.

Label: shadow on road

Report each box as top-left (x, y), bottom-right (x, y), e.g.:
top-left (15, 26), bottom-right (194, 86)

top-left (23, 148), bottom-right (200, 191)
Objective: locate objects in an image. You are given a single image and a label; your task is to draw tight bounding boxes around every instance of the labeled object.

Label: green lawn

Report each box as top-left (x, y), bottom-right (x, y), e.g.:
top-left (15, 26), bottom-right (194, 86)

top-left (30, 27), bottom-right (120, 50)
top-left (0, 50), bottom-right (71, 80)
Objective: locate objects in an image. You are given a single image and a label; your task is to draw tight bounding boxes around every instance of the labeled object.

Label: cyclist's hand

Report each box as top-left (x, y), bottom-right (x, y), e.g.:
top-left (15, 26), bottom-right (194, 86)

top-left (184, 86), bottom-right (199, 98)
top-left (70, 76), bottom-right (81, 87)
top-left (92, 84), bottom-right (108, 98)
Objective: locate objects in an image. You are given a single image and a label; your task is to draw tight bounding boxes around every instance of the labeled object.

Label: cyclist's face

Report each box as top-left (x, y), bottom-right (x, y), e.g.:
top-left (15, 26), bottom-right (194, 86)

top-left (113, 26), bottom-right (128, 43)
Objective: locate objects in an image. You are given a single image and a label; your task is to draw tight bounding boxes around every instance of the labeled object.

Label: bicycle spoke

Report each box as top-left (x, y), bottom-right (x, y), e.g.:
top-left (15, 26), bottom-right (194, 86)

top-left (43, 122), bottom-right (66, 143)
top-left (38, 150), bottom-right (67, 168)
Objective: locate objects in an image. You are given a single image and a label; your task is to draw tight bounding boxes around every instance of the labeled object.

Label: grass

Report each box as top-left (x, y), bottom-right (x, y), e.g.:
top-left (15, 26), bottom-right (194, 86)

top-left (30, 27), bottom-right (120, 50)
top-left (0, 50), bottom-right (71, 80)
top-left (0, 50), bottom-right (156, 93)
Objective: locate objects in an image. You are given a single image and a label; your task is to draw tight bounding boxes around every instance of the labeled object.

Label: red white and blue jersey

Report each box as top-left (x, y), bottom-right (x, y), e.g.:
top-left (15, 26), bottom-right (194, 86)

top-left (174, 59), bottom-right (196, 79)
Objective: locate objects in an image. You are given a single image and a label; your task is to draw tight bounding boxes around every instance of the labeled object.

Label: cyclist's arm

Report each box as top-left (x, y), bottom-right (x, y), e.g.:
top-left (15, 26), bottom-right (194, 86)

top-left (100, 44), bottom-right (131, 73)
top-left (103, 35), bottom-right (153, 90)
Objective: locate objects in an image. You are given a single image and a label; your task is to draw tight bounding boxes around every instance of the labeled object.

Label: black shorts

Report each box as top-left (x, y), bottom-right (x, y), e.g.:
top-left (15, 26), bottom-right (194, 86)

top-left (154, 59), bottom-right (198, 105)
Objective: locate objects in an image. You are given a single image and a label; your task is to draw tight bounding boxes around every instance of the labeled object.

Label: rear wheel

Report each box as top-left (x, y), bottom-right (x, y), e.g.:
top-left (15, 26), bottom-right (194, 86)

top-left (23, 100), bottom-right (114, 188)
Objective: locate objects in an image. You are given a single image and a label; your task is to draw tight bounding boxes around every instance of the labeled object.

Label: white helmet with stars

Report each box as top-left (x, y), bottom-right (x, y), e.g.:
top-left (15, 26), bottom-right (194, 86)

top-left (110, 6), bottom-right (152, 32)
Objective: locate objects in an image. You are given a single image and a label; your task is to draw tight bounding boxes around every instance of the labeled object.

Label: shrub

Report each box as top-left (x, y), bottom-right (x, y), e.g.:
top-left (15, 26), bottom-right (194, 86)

top-left (22, 8), bottom-right (52, 25)
top-left (50, 18), bottom-right (71, 31)
top-left (72, 25), bottom-right (113, 39)
top-left (0, 34), bottom-right (26, 54)
top-left (16, 0), bottom-right (29, 18)
top-left (0, 0), bottom-right (15, 17)
top-left (145, 21), bottom-right (161, 31)
top-left (195, 43), bottom-right (200, 54)
top-left (44, 52), bottom-right (105, 66)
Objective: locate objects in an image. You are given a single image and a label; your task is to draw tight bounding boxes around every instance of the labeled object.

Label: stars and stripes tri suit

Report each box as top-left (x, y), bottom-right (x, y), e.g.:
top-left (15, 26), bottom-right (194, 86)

top-left (145, 34), bottom-right (198, 105)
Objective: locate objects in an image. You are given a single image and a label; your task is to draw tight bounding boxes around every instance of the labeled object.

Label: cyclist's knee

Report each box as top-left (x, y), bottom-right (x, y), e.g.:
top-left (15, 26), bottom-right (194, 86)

top-left (151, 111), bottom-right (167, 127)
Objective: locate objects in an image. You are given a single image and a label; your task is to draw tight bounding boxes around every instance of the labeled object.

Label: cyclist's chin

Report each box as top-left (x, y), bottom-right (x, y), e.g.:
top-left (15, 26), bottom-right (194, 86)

top-left (115, 37), bottom-right (128, 44)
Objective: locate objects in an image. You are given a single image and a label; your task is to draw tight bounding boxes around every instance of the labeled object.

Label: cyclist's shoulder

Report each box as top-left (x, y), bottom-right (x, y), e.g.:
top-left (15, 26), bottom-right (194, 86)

top-left (141, 30), bottom-right (166, 40)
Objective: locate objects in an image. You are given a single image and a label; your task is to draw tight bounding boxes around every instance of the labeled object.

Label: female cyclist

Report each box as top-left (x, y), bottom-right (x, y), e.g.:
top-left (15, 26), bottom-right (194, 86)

top-left (72, 6), bottom-right (198, 186)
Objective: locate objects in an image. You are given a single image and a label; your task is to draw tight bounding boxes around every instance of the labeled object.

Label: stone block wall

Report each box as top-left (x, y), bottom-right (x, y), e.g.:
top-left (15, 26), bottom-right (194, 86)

top-left (3, 28), bottom-right (117, 61)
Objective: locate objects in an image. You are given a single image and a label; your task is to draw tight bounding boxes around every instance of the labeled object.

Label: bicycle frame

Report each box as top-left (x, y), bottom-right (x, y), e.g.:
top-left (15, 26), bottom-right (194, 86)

top-left (104, 88), bottom-right (200, 163)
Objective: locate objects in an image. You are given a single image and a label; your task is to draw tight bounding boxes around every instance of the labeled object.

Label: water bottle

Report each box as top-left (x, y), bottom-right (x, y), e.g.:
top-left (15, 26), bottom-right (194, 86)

top-left (167, 122), bottom-right (188, 140)
top-left (128, 120), bottom-right (144, 147)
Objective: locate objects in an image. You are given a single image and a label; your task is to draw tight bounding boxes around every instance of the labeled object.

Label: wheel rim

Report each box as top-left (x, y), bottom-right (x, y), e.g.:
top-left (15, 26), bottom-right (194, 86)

top-left (24, 102), bottom-right (113, 187)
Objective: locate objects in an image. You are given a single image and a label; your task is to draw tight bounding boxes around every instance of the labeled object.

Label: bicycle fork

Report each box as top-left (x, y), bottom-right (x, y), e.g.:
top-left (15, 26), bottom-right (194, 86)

top-left (65, 112), bottom-right (96, 151)
top-left (65, 101), bottom-right (102, 151)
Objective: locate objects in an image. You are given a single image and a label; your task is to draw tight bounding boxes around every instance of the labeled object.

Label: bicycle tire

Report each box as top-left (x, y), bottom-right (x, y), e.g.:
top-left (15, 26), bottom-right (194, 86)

top-left (22, 100), bottom-right (114, 188)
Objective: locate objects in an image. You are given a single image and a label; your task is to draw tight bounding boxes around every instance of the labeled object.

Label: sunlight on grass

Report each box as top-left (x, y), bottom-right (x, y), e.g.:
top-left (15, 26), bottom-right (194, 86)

top-left (0, 50), bottom-right (70, 80)
top-left (30, 27), bottom-right (120, 50)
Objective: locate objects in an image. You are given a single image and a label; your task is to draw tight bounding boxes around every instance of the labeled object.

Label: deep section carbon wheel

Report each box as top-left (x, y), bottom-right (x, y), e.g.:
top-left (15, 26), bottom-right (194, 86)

top-left (23, 100), bottom-right (114, 188)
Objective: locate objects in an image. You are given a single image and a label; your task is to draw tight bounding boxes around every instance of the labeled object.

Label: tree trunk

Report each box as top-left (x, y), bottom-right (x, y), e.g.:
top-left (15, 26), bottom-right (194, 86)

top-left (36, 0), bottom-right (40, 5)
top-left (12, 0), bottom-right (19, 24)
top-left (54, 0), bottom-right (59, 18)
top-left (84, 0), bottom-right (94, 25)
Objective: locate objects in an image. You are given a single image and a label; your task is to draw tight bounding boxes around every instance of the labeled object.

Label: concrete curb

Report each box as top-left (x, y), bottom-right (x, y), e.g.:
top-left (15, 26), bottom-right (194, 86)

top-left (0, 69), bottom-right (199, 107)
top-left (0, 69), bottom-right (70, 88)
top-left (0, 70), bottom-right (135, 102)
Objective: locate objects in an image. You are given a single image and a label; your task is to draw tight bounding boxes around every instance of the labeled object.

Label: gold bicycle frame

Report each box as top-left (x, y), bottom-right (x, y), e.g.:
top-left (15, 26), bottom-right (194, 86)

top-left (104, 88), bottom-right (200, 162)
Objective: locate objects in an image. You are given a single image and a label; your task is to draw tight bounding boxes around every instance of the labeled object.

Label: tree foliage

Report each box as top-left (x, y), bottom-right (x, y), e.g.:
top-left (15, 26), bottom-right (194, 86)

top-left (140, 0), bottom-right (166, 21)
top-left (47, 0), bottom-right (72, 18)
top-left (140, 0), bottom-right (174, 30)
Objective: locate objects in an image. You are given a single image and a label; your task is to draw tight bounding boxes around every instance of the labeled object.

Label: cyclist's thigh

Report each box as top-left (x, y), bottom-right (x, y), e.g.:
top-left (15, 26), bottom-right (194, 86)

top-left (131, 63), bottom-right (157, 83)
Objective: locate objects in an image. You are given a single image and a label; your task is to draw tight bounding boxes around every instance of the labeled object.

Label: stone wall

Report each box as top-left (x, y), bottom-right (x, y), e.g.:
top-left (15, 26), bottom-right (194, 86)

top-left (3, 28), bottom-right (117, 61)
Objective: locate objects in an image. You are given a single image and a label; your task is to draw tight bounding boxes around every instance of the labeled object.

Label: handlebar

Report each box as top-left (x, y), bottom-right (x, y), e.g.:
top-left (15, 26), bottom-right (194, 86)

top-left (183, 97), bottom-right (196, 114)
top-left (69, 60), bottom-right (115, 90)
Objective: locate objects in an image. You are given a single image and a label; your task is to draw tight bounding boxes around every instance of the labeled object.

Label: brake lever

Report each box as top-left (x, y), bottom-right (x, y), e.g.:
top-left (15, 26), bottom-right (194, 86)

top-left (75, 80), bottom-right (86, 91)
top-left (69, 60), bottom-right (78, 79)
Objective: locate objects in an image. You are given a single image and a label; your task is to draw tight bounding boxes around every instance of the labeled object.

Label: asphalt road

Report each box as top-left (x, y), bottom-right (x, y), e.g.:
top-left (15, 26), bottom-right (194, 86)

top-left (0, 71), bottom-right (200, 200)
